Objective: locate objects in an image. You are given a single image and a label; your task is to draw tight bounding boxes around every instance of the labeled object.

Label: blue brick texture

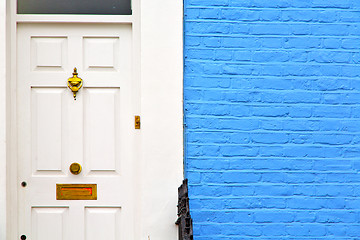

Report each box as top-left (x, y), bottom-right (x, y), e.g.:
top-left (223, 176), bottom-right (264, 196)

top-left (184, 0), bottom-right (360, 239)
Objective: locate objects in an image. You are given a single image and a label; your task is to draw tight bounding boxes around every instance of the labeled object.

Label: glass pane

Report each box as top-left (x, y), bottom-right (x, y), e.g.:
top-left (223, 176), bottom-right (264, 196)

top-left (17, 0), bottom-right (131, 15)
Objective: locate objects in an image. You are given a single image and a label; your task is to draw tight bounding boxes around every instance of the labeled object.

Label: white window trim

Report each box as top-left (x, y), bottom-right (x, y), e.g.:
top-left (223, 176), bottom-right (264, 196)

top-left (0, 0), bottom-right (183, 239)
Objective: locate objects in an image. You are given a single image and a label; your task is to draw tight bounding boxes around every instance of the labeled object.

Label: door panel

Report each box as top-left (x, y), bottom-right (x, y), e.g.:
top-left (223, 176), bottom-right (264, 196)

top-left (31, 88), bottom-right (65, 173)
top-left (84, 88), bottom-right (120, 173)
top-left (84, 37), bottom-right (120, 70)
top-left (31, 37), bottom-right (68, 71)
top-left (32, 208), bottom-right (69, 240)
top-left (17, 23), bottom-right (133, 240)
top-left (85, 207), bottom-right (121, 240)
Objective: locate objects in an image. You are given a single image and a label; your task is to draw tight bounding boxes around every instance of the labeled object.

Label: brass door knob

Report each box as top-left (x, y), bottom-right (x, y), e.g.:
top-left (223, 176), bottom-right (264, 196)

top-left (69, 163), bottom-right (82, 175)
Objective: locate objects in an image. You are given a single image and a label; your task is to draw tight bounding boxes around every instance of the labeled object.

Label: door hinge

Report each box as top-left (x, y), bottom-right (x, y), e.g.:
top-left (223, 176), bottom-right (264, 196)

top-left (135, 115), bottom-right (140, 129)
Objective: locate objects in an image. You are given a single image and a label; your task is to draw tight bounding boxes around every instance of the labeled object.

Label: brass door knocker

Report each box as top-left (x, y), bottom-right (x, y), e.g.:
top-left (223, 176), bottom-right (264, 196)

top-left (67, 68), bottom-right (83, 100)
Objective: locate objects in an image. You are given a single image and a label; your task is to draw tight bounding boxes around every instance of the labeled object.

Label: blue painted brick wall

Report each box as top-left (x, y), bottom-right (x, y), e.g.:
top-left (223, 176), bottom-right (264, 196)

top-left (184, 0), bottom-right (360, 239)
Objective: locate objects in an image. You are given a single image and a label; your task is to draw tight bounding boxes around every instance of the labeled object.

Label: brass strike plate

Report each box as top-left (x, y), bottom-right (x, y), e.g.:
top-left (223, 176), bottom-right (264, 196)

top-left (135, 115), bottom-right (140, 129)
top-left (56, 184), bottom-right (97, 200)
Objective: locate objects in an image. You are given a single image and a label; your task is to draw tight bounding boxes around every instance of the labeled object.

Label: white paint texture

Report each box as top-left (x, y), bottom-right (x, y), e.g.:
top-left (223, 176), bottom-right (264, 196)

top-left (0, 0), bottom-right (183, 238)
top-left (140, 0), bottom-right (183, 239)
top-left (0, 0), bottom-right (7, 239)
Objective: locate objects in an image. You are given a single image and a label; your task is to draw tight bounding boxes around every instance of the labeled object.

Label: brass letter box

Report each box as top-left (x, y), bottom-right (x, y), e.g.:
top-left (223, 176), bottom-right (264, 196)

top-left (56, 184), bottom-right (97, 200)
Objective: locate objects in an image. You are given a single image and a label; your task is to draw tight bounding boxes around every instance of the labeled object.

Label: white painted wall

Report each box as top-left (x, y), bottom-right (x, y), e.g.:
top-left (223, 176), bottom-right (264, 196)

top-left (0, 0), bottom-right (7, 238)
top-left (140, 0), bottom-right (184, 239)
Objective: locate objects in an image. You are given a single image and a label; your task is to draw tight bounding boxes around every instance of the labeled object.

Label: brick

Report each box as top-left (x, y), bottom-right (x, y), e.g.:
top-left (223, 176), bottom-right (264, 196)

top-left (221, 9), bottom-right (260, 21)
top-left (223, 37), bottom-right (260, 48)
top-left (254, 212), bottom-right (294, 223)
top-left (286, 224), bottom-right (327, 237)
top-left (199, 8), bottom-right (220, 19)
top-left (316, 211), bottom-right (357, 223)
top-left (252, 132), bottom-right (289, 144)
top-left (184, 0), bottom-right (360, 238)
top-left (281, 10), bottom-right (317, 22)
top-left (312, 0), bottom-right (351, 9)
top-left (188, 0), bottom-right (229, 6)
top-left (342, 38), bottom-right (360, 49)
top-left (250, 24), bottom-right (291, 35)
top-left (260, 37), bottom-right (284, 48)
top-left (323, 38), bottom-right (342, 49)
top-left (294, 212), bottom-right (316, 223)
top-left (253, 51), bottom-right (289, 62)
top-left (287, 198), bottom-right (325, 210)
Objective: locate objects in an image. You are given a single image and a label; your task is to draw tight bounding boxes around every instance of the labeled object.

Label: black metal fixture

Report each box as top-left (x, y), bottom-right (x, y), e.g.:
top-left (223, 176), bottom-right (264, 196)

top-left (176, 179), bottom-right (193, 240)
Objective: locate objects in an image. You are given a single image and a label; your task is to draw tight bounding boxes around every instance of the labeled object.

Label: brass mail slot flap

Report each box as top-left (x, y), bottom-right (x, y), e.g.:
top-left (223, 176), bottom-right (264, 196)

top-left (56, 184), bottom-right (97, 200)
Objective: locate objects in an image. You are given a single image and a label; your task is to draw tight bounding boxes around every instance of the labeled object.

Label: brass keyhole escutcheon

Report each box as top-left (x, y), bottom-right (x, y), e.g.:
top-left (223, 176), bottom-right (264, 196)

top-left (69, 163), bottom-right (82, 175)
top-left (67, 67), bottom-right (83, 100)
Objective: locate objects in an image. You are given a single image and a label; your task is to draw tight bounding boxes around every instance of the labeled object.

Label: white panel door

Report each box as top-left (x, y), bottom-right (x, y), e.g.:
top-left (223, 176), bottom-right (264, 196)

top-left (17, 23), bottom-right (134, 240)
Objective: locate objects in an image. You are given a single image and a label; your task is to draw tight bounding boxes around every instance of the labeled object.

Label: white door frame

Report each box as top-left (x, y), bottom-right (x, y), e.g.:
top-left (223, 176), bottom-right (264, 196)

top-left (0, 0), bottom-right (183, 239)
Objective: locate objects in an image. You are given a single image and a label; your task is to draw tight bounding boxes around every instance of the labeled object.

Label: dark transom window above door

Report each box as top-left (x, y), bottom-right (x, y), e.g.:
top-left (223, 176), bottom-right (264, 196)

top-left (17, 0), bottom-right (132, 15)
